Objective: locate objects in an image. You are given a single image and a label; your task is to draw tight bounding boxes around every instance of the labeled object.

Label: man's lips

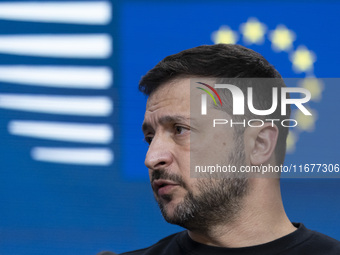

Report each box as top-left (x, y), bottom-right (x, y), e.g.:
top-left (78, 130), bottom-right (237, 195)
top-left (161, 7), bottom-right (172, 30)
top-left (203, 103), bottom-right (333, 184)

top-left (152, 179), bottom-right (180, 196)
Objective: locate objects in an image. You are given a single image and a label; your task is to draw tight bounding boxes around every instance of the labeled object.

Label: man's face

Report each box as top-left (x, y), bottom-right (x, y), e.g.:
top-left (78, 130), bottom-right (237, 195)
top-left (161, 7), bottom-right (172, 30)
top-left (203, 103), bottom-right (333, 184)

top-left (142, 78), bottom-right (248, 230)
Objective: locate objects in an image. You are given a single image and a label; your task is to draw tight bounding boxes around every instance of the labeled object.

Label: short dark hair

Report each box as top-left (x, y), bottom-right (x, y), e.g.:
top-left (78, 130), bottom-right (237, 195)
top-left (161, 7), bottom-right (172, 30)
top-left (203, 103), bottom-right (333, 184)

top-left (139, 44), bottom-right (290, 165)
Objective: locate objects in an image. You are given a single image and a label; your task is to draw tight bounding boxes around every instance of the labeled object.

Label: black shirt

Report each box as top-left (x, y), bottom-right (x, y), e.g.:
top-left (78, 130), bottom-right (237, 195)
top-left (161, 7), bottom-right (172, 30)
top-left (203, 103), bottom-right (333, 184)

top-left (120, 223), bottom-right (340, 255)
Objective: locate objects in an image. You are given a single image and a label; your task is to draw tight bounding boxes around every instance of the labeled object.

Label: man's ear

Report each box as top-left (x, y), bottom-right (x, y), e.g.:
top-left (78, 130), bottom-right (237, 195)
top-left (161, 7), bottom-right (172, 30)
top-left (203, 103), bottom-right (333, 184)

top-left (244, 123), bottom-right (279, 166)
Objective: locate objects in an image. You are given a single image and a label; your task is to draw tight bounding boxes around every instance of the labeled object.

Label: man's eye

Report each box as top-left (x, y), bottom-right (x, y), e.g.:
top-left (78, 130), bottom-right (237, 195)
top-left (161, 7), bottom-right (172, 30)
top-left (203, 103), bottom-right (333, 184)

top-left (144, 136), bottom-right (153, 145)
top-left (175, 125), bottom-right (189, 135)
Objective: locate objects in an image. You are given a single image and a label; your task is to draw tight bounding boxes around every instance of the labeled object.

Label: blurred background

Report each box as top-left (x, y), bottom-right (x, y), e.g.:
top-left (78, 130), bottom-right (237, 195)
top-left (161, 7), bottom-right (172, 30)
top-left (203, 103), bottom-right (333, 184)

top-left (0, 0), bottom-right (339, 254)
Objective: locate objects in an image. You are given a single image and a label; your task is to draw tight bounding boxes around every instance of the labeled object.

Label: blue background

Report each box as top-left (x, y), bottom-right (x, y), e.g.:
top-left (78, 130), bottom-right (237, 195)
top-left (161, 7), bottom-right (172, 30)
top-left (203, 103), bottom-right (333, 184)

top-left (0, 1), bottom-right (339, 254)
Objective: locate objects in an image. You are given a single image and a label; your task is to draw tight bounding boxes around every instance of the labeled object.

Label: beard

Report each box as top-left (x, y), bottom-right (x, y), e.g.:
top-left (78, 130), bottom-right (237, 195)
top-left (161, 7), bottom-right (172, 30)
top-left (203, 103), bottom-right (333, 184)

top-left (151, 136), bottom-right (248, 232)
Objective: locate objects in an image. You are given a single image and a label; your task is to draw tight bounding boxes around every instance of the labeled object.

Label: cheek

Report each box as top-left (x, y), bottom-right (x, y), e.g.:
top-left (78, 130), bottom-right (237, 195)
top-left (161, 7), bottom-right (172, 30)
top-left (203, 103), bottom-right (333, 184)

top-left (181, 177), bottom-right (197, 195)
top-left (192, 132), bottom-right (234, 165)
top-left (186, 178), bottom-right (212, 197)
top-left (173, 146), bottom-right (190, 167)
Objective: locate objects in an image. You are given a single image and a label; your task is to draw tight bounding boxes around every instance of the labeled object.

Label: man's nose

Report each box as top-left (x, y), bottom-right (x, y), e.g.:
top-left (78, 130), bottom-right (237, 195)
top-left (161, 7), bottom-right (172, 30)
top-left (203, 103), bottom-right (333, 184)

top-left (145, 135), bottom-right (173, 170)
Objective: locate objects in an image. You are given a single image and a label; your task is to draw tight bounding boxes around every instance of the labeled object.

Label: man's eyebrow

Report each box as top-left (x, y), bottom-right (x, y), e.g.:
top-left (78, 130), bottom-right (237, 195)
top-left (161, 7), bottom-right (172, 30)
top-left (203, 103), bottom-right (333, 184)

top-left (159, 115), bottom-right (190, 125)
top-left (142, 115), bottom-right (191, 133)
top-left (142, 122), bottom-right (152, 133)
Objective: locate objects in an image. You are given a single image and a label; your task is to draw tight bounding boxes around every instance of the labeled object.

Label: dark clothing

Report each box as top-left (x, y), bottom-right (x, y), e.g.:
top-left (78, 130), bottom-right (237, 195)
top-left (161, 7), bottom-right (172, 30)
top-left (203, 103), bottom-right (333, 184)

top-left (121, 223), bottom-right (340, 255)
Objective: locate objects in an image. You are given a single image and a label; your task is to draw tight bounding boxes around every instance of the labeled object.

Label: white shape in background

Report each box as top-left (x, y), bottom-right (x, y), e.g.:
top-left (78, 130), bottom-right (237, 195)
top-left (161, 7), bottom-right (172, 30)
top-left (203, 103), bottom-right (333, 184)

top-left (9, 121), bottom-right (113, 144)
top-left (0, 94), bottom-right (113, 116)
top-left (0, 66), bottom-right (112, 89)
top-left (0, 34), bottom-right (112, 58)
top-left (0, 1), bottom-right (111, 25)
top-left (211, 26), bottom-right (239, 44)
top-left (32, 147), bottom-right (113, 166)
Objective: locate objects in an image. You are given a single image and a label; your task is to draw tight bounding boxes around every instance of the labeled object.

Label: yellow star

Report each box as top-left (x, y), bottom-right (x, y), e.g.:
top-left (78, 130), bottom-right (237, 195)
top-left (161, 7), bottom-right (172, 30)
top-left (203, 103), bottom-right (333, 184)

top-left (211, 26), bottom-right (238, 44)
top-left (294, 107), bottom-right (317, 132)
top-left (286, 131), bottom-right (297, 153)
top-left (299, 78), bottom-right (324, 102)
top-left (269, 25), bottom-right (296, 52)
top-left (240, 17), bottom-right (267, 44)
top-left (290, 46), bottom-right (316, 73)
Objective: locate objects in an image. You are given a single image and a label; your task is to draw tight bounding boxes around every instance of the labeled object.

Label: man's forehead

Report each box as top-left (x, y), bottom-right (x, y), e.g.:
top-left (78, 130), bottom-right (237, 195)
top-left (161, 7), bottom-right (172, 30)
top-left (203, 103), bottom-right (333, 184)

top-left (144, 77), bottom-right (228, 120)
top-left (146, 78), bottom-right (191, 108)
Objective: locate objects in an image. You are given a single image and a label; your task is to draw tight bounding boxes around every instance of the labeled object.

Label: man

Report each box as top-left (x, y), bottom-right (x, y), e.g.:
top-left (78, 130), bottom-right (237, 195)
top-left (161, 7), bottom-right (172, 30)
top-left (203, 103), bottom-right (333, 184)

top-left (121, 44), bottom-right (340, 254)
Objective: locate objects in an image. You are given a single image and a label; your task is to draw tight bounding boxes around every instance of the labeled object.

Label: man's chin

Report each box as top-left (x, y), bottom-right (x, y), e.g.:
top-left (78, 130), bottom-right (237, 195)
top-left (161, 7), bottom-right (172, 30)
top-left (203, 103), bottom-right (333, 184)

top-left (159, 198), bottom-right (178, 212)
top-left (161, 209), bottom-right (181, 225)
top-left (158, 199), bottom-right (183, 221)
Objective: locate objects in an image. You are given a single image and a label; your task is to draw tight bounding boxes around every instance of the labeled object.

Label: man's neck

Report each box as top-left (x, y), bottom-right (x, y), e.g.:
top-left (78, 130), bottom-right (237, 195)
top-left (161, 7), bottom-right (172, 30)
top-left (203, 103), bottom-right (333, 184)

top-left (188, 179), bottom-right (297, 248)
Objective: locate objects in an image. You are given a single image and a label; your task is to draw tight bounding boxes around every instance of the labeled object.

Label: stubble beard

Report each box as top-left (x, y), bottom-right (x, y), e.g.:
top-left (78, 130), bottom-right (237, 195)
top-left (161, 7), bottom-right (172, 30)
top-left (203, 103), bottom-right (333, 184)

top-left (154, 138), bottom-right (248, 232)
